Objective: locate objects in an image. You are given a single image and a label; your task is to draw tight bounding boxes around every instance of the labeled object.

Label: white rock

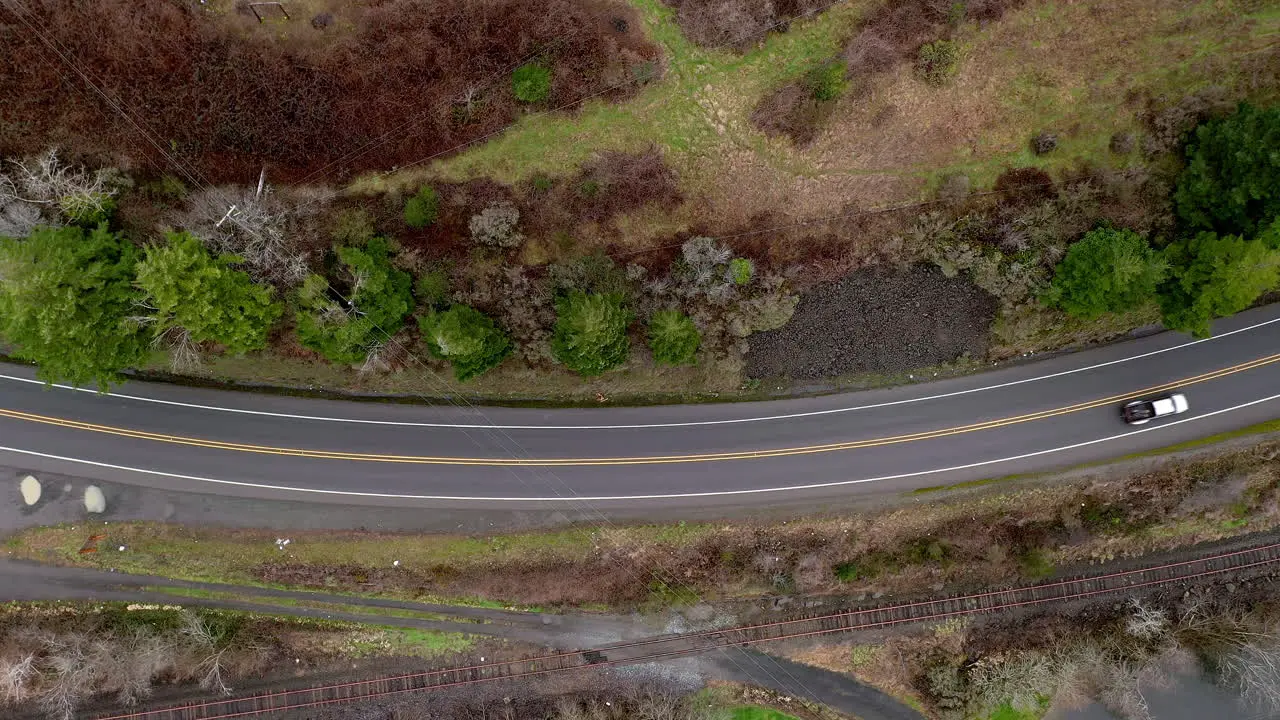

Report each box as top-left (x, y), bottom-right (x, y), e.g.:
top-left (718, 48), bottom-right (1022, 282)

top-left (19, 475), bottom-right (40, 506)
top-left (84, 486), bottom-right (106, 514)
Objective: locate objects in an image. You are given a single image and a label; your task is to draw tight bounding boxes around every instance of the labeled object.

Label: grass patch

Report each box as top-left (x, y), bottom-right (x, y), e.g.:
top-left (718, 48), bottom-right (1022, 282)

top-left (730, 708), bottom-right (802, 720)
top-left (138, 585), bottom-right (477, 624)
top-left (1118, 417), bottom-right (1280, 459)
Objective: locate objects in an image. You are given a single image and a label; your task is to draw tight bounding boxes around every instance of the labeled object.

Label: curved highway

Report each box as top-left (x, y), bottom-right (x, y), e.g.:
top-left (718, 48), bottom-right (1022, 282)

top-left (1, 305), bottom-right (1279, 510)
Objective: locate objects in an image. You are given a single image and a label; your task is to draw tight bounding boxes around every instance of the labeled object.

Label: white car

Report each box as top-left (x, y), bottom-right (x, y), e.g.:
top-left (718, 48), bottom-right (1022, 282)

top-left (1121, 393), bottom-right (1189, 425)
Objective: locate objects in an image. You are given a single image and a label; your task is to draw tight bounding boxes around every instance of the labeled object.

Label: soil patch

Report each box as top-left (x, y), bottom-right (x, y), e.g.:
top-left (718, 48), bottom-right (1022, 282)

top-left (745, 265), bottom-right (996, 381)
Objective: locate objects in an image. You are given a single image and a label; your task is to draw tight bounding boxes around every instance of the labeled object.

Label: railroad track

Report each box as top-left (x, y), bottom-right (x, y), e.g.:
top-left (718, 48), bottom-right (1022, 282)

top-left (96, 539), bottom-right (1280, 720)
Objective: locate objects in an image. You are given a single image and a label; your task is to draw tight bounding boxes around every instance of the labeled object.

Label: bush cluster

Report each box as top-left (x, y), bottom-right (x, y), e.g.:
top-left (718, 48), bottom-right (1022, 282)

top-left (511, 63), bottom-right (553, 103)
top-left (403, 186), bottom-right (440, 229)
top-left (420, 304), bottom-right (512, 381)
top-left (916, 40), bottom-right (959, 86)
top-left (140, 232), bottom-right (282, 351)
top-left (296, 237), bottom-right (413, 364)
top-left (648, 309), bottom-right (700, 366)
top-left (0, 224), bottom-right (146, 390)
top-left (551, 291), bottom-right (632, 376)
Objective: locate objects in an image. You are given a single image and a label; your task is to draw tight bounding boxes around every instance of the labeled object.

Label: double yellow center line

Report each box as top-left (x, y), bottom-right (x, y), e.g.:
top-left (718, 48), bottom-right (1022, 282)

top-left (2, 353), bottom-right (1278, 466)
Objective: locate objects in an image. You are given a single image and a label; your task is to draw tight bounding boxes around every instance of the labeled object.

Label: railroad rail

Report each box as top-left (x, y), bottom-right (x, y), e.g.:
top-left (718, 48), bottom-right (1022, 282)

top-left (95, 539), bottom-right (1280, 720)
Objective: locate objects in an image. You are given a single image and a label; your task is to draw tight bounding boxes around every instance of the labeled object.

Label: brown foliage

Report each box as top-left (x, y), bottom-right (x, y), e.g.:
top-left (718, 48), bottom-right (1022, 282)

top-left (842, 0), bottom-right (1025, 80)
top-left (750, 82), bottom-right (835, 146)
top-left (753, 0), bottom-right (1028, 144)
top-left (522, 149), bottom-right (683, 233)
top-left (992, 167), bottom-right (1055, 205)
top-left (662, 0), bottom-right (833, 50)
top-left (0, 0), bottom-right (658, 182)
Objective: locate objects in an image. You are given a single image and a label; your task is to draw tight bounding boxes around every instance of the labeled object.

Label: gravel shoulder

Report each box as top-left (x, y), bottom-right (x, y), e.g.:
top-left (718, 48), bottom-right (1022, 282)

top-left (746, 266), bottom-right (997, 381)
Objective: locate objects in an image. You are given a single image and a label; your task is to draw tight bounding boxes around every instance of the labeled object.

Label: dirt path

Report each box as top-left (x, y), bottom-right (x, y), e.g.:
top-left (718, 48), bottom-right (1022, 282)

top-left (0, 559), bottom-right (646, 647)
top-left (706, 648), bottom-right (925, 720)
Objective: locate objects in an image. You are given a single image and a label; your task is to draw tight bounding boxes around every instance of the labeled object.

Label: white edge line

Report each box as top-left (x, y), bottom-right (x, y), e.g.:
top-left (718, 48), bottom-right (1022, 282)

top-left (1, 394), bottom-right (1276, 501)
top-left (2, 315), bottom-right (1278, 430)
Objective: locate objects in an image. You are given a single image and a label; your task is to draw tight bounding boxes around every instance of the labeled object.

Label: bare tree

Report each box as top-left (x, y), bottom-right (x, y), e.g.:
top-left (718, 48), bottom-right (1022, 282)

top-left (181, 184), bottom-right (328, 286)
top-left (1125, 600), bottom-right (1171, 641)
top-left (178, 611), bottom-right (233, 696)
top-left (1218, 637), bottom-right (1280, 714)
top-left (0, 652), bottom-right (37, 704)
top-left (37, 632), bottom-right (98, 720)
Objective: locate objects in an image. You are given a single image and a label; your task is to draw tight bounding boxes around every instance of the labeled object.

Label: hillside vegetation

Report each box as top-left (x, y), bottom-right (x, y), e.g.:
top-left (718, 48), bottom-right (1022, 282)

top-left (0, 0), bottom-right (1277, 398)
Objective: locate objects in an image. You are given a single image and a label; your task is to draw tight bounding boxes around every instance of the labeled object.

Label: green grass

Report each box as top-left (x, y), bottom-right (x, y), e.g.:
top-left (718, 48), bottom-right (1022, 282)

top-left (6, 521), bottom-right (716, 608)
top-left (1118, 417), bottom-right (1280, 459)
top-left (730, 708), bottom-right (802, 720)
top-left (344, 627), bottom-right (475, 658)
top-left (138, 585), bottom-right (479, 624)
top-left (983, 697), bottom-right (1051, 720)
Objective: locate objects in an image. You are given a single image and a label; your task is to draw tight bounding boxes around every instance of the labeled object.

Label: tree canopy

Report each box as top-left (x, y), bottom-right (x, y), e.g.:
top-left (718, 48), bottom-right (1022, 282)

top-left (1174, 103), bottom-right (1280, 236)
top-left (551, 291), bottom-right (631, 376)
top-left (1044, 227), bottom-right (1165, 319)
top-left (419, 304), bottom-right (511, 381)
top-left (647, 309), bottom-right (700, 366)
top-left (1157, 230), bottom-right (1280, 338)
top-left (136, 231), bottom-right (282, 356)
top-left (296, 237), bottom-right (413, 364)
top-left (0, 224), bottom-right (147, 389)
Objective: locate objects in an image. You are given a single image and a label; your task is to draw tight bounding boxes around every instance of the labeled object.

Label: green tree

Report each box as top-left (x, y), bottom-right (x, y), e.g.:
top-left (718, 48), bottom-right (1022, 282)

top-left (136, 232), bottom-right (282, 356)
top-left (512, 63), bottom-right (552, 103)
top-left (551, 291), bottom-right (631, 376)
top-left (1044, 227), bottom-right (1165, 319)
top-left (403, 186), bottom-right (440, 229)
top-left (647, 309), bottom-right (700, 366)
top-left (1174, 103), bottom-right (1280, 236)
top-left (729, 257), bottom-right (754, 286)
top-left (1157, 231), bottom-right (1280, 338)
top-left (0, 224), bottom-right (146, 389)
top-left (419, 305), bottom-right (511, 381)
top-left (296, 237), bottom-right (413, 363)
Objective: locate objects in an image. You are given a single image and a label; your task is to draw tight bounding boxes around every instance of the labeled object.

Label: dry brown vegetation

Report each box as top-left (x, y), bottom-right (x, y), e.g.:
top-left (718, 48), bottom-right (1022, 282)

top-left (790, 589), bottom-right (1280, 720)
top-left (752, 0), bottom-right (1028, 144)
top-left (0, 0), bottom-right (659, 182)
top-left (661, 0), bottom-right (836, 50)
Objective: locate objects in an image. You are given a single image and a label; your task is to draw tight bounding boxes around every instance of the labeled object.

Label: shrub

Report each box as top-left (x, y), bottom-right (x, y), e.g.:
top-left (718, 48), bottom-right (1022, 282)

top-left (415, 267), bottom-right (451, 309)
top-left (1044, 227), bottom-right (1165, 319)
top-left (469, 202), bottom-right (523, 248)
top-left (648, 309), bottom-right (700, 366)
top-left (136, 231), bottom-right (283, 360)
top-left (1030, 131), bottom-right (1058, 155)
top-left (512, 63), bottom-right (552, 103)
top-left (403, 186), bottom-right (440, 229)
top-left (296, 237), bottom-right (413, 363)
top-left (551, 291), bottom-right (631, 376)
top-left (726, 286), bottom-right (800, 337)
top-left (1174, 103), bottom-right (1280, 236)
top-left (916, 40), bottom-right (959, 86)
top-left (1157, 230), bottom-right (1280, 338)
top-left (728, 257), bottom-right (754, 286)
top-left (0, 224), bottom-right (146, 389)
top-left (419, 305), bottom-right (511, 381)
top-left (330, 208), bottom-right (375, 245)
top-left (808, 59), bottom-right (848, 101)
top-left (59, 191), bottom-right (116, 226)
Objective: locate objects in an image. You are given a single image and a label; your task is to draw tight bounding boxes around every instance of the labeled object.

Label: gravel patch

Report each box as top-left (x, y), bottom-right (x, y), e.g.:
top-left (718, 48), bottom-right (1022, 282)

top-left (746, 266), bottom-right (997, 381)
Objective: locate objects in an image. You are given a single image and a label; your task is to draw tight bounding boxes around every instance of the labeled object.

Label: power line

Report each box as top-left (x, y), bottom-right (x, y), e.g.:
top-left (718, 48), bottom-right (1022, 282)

top-left (4, 0), bottom-right (860, 700)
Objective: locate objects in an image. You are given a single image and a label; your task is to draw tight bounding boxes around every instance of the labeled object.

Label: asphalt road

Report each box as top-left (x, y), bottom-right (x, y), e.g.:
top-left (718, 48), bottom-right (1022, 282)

top-left (2, 305), bottom-right (1279, 511)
